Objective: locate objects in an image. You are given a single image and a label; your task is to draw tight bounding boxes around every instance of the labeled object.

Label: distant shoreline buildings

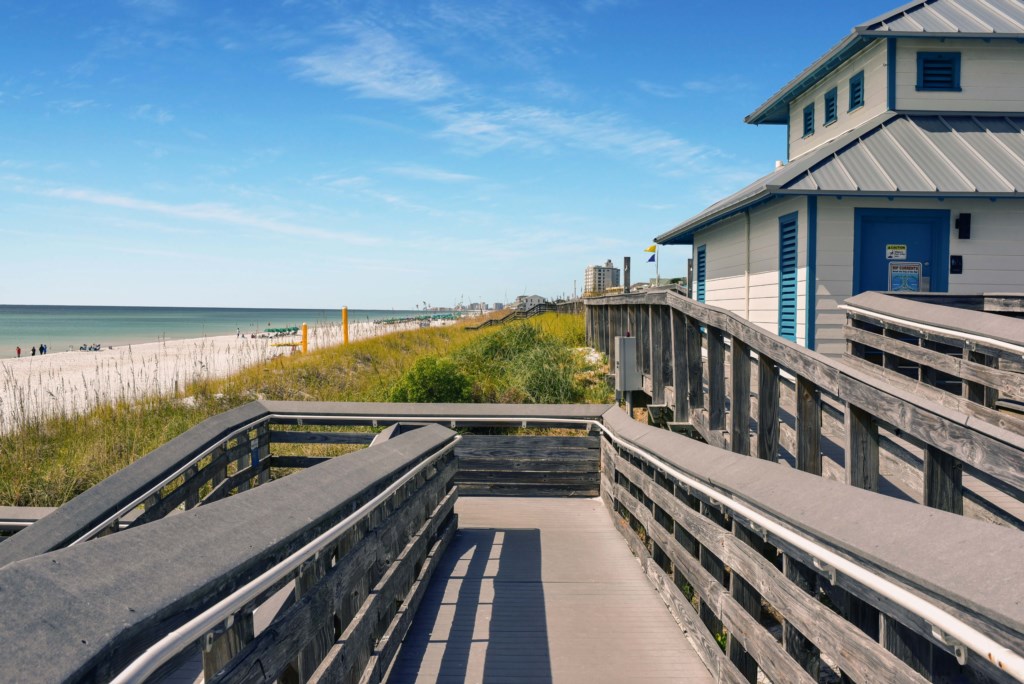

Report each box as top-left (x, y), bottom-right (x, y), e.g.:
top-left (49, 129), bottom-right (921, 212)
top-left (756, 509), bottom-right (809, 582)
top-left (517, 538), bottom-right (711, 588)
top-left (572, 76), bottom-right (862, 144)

top-left (584, 260), bottom-right (621, 296)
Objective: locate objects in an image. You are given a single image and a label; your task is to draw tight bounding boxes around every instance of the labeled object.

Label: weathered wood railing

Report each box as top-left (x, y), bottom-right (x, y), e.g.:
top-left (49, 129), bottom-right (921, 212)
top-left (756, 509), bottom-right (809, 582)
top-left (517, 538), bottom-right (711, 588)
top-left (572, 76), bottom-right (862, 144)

top-left (585, 291), bottom-right (1024, 527)
top-left (598, 405), bottom-right (1024, 684)
top-left (0, 402), bottom-right (605, 563)
top-left (0, 422), bottom-right (459, 683)
top-left (844, 291), bottom-right (1024, 421)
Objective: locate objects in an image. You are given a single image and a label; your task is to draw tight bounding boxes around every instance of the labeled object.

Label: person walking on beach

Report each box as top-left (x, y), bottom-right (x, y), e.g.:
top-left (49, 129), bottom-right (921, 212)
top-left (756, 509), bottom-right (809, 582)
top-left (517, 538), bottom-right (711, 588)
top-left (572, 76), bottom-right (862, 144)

top-left (16, 346), bottom-right (20, 358)
top-left (31, 346), bottom-right (36, 356)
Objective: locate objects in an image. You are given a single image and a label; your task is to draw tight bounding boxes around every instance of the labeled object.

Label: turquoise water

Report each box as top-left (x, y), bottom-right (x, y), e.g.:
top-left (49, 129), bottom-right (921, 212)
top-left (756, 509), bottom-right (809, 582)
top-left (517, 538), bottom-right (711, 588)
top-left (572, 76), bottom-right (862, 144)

top-left (0, 305), bottom-right (421, 359)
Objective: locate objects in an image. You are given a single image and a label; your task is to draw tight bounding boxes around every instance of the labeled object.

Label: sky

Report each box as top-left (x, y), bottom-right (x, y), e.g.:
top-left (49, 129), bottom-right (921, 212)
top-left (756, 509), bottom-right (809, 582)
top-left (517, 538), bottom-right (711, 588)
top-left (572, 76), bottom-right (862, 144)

top-left (0, 0), bottom-right (897, 309)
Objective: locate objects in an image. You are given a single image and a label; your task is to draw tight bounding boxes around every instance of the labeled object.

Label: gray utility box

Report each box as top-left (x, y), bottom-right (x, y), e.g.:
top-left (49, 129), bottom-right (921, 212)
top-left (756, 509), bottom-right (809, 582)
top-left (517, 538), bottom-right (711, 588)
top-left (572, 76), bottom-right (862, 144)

top-left (614, 336), bottom-right (642, 392)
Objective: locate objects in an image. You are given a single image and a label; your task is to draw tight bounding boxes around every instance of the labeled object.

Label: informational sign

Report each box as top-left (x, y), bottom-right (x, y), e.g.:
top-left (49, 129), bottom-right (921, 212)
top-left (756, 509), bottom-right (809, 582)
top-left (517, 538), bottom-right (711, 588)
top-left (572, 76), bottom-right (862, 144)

top-left (886, 244), bottom-right (907, 260)
top-left (889, 262), bottom-right (922, 292)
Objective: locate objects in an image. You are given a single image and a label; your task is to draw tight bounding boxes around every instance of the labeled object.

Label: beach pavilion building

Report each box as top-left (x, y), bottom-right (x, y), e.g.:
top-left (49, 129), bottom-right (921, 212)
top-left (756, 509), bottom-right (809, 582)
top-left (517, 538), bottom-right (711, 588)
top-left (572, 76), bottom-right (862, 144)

top-left (655, 0), bottom-right (1024, 356)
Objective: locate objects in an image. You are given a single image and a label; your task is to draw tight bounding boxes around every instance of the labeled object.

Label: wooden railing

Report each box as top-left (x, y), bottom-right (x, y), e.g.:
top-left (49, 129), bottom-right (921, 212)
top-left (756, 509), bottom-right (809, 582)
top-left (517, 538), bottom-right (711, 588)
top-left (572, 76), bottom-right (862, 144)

top-left (4, 401), bottom-right (1024, 682)
top-left (0, 402), bottom-right (606, 564)
top-left (585, 291), bottom-right (1024, 527)
top-left (844, 291), bottom-right (1024, 421)
top-left (598, 405), bottom-right (1024, 684)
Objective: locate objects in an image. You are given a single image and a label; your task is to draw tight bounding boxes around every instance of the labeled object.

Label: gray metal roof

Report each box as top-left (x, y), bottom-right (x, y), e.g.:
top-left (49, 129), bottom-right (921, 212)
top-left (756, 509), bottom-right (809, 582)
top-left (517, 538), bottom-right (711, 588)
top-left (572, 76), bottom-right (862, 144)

top-left (747, 0), bottom-right (1024, 125)
top-left (656, 113), bottom-right (1024, 244)
top-left (858, 0), bottom-right (1024, 35)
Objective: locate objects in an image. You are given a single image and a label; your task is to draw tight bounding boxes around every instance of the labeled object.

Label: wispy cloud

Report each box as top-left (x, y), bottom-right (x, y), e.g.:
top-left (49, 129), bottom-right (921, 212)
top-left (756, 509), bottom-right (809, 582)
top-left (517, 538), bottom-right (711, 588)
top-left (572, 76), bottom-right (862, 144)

top-left (119, 0), bottom-right (180, 18)
top-left (51, 99), bottom-right (98, 113)
top-left (292, 24), bottom-right (454, 101)
top-left (425, 1), bottom-right (566, 68)
top-left (428, 104), bottom-right (723, 177)
top-left (637, 76), bottom-right (753, 98)
top-left (132, 103), bottom-right (174, 124)
top-left (30, 184), bottom-right (381, 245)
top-left (636, 81), bottom-right (685, 99)
top-left (383, 165), bottom-right (477, 183)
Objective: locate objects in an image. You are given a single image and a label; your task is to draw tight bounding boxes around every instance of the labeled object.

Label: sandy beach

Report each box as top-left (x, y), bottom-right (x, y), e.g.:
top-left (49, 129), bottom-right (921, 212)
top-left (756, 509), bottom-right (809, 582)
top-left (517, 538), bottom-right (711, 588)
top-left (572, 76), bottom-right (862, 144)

top-left (0, 318), bottom-right (449, 433)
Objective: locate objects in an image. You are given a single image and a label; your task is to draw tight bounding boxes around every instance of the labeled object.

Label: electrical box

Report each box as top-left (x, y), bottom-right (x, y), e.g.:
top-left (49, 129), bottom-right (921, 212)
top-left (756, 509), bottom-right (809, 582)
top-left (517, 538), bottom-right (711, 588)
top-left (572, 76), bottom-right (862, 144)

top-left (614, 336), bottom-right (642, 392)
top-left (950, 255), bottom-right (963, 274)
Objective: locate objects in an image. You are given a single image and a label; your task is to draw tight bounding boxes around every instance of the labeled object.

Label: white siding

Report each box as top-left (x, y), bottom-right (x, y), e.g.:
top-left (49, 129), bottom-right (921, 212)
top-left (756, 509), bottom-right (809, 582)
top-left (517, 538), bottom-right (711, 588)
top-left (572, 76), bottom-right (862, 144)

top-left (896, 38), bottom-right (1024, 112)
top-left (695, 197), bottom-right (809, 345)
top-left (813, 196), bottom-right (1024, 356)
top-left (789, 41), bottom-right (888, 161)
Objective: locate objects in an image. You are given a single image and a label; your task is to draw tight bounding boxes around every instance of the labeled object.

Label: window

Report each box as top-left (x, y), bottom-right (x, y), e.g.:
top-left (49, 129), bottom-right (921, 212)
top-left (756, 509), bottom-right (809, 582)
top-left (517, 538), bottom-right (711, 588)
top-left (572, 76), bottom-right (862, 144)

top-left (778, 214), bottom-right (798, 342)
top-left (802, 103), bottom-right (814, 137)
top-left (849, 71), bottom-right (864, 111)
top-left (824, 87), bottom-right (838, 125)
top-left (695, 245), bottom-right (706, 303)
top-left (917, 52), bottom-right (961, 91)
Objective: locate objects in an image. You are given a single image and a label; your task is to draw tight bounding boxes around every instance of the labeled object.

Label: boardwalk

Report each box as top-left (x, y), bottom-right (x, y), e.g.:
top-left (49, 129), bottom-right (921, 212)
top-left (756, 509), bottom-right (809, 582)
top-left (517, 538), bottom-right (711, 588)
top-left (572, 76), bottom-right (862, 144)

top-left (387, 497), bottom-right (713, 683)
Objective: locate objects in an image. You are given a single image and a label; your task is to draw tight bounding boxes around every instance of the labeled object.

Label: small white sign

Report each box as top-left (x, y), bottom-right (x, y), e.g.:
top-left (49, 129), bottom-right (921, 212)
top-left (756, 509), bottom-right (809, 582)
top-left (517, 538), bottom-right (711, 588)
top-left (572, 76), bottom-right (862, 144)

top-left (886, 244), bottom-right (907, 260)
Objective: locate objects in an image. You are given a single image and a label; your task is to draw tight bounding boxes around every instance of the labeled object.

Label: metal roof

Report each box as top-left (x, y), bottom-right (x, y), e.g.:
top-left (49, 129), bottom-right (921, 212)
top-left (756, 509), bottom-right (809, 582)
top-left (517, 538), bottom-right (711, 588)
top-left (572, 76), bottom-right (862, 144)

top-left (747, 0), bottom-right (1024, 125)
top-left (656, 113), bottom-right (1024, 244)
top-left (858, 0), bottom-right (1024, 36)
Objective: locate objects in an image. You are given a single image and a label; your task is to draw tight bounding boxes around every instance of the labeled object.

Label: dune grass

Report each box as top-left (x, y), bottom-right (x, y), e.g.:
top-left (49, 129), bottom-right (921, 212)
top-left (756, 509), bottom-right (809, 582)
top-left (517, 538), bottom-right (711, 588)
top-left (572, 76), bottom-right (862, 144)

top-left (0, 313), bottom-right (609, 506)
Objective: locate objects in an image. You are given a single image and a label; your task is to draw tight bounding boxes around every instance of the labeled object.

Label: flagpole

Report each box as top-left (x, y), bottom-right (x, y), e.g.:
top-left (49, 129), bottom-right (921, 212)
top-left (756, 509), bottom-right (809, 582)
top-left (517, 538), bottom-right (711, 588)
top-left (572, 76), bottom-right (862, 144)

top-left (656, 246), bottom-right (660, 284)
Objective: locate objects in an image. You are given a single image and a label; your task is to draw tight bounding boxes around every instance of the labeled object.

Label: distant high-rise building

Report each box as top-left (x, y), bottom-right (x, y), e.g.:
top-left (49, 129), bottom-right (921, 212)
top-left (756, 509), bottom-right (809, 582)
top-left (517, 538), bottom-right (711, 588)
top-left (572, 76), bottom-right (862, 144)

top-left (584, 260), bottom-right (621, 295)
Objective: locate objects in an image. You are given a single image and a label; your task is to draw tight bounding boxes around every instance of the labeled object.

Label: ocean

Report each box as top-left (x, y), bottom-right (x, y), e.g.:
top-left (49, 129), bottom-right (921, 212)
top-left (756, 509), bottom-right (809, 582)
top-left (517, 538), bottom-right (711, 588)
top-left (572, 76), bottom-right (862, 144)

top-left (0, 305), bottom-right (422, 359)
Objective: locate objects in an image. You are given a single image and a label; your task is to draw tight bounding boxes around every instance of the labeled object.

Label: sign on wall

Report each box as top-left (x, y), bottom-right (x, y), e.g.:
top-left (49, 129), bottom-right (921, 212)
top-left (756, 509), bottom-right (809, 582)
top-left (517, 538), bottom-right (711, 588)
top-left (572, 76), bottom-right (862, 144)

top-left (889, 262), bottom-right (922, 291)
top-left (886, 244), bottom-right (907, 260)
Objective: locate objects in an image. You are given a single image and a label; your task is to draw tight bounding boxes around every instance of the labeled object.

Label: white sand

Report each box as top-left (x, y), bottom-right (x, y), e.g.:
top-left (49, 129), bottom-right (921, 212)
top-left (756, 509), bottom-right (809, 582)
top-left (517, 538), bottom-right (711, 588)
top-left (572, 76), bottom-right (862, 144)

top-left (0, 319), bottom-right (452, 433)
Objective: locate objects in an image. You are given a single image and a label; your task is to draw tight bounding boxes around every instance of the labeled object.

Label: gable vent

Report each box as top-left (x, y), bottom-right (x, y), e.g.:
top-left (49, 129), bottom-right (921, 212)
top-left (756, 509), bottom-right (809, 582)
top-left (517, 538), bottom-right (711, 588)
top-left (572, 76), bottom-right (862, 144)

top-left (917, 52), bottom-right (961, 91)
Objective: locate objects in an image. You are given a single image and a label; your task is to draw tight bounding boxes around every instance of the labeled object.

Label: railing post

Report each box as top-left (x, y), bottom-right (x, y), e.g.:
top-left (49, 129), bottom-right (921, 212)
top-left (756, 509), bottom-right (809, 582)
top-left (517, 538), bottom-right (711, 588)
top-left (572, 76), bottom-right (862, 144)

top-left (757, 354), bottom-right (779, 461)
top-left (640, 305), bottom-right (650, 376)
top-left (685, 316), bottom-right (703, 412)
top-left (846, 404), bottom-right (879, 491)
top-left (607, 305), bottom-right (617, 372)
top-left (729, 522), bottom-right (763, 681)
top-left (659, 306), bottom-right (673, 407)
top-left (671, 308), bottom-right (690, 424)
top-left (783, 554), bottom-right (821, 679)
top-left (730, 338), bottom-right (751, 456)
top-left (202, 610), bottom-right (255, 681)
top-left (964, 348), bottom-right (997, 408)
top-left (796, 376), bottom-right (822, 475)
top-left (707, 328), bottom-right (726, 431)
top-left (923, 446), bottom-right (963, 514)
top-left (585, 303), bottom-right (593, 346)
top-left (651, 305), bottom-right (665, 404)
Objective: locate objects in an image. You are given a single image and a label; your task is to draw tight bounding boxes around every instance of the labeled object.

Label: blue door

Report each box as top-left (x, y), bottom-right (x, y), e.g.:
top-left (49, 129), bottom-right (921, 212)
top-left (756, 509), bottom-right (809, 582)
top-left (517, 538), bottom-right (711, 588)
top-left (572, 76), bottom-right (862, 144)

top-left (853, 209), bottom-right (950, 294)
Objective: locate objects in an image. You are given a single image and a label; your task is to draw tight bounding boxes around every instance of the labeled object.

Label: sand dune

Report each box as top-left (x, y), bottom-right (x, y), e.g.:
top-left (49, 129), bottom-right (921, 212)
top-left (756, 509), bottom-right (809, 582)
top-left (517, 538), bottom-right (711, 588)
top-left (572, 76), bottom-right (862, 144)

top-left (0, 319), bottom-right (442, 432)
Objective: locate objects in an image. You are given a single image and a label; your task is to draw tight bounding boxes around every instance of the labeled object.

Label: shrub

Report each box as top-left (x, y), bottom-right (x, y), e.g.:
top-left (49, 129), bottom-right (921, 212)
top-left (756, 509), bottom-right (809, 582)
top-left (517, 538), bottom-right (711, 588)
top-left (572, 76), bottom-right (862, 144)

top-left (390, 356), bottom-right (472, 403)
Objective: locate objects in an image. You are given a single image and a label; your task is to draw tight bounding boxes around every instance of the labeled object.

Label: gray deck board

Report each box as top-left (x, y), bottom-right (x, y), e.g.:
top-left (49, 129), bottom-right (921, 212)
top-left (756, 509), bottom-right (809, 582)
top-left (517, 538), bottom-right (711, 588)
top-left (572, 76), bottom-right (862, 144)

top-left (386, 497), bottom-right (714, 683)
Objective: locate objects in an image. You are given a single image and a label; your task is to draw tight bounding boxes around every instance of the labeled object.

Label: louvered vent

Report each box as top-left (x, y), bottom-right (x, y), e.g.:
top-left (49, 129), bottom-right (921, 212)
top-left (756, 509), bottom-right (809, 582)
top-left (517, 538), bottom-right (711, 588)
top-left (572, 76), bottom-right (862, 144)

top-left (696, 245), bottom-right (706, 304)
top-left (917, 52), bottom-right (960, 91)
top-left (778, 217), bottom-right (798, 342)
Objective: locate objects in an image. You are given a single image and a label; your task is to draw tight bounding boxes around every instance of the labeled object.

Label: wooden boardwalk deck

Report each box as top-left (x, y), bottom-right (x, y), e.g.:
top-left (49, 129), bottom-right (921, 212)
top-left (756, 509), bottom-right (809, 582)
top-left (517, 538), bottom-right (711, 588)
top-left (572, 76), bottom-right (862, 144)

top-left (386, 497), bottom-right (713, 684)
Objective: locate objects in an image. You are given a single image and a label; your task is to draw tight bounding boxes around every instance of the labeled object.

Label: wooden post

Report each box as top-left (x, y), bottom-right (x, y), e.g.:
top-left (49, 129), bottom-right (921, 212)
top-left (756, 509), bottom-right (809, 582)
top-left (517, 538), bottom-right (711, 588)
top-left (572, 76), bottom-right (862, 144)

top-left (729, 523), bottom-right (763, 682)
top-left (707, 328), bottom-right (726, 431)
top-left (796, 376), bottom-right (822, 475)
top-left (923, 446), bottom-right (963, 514)
top-left (651, 306), bottom-right (665, 404)
top-left (783, 555), bottom-right (821, 679)
top-left (301, 322), bottom-right (308, 354)
top-left (685, 316), bottom-right (703, 411)
top-left (202, 611), bottom-right (255, 681)
top-left (640, 305), bottom-right (650, 375)
top-left (731, 337), bottom-right (751, 456)
top-left (660, 307), bottom-right (673, 406)
top-left (964, 348), bottom-right (997, 407)
top-left (845, 404), bottom-right (879, 491)
top-left (757, 354), bottom-right (779, 462)
top-left (698, 503), bottom-right (727, 640)
top-left (671, 308), bottom-right (690, 423)
top-left (342, 307), bottom-right (349, 345)
top-left (585, 304), bottom-right (593, 346)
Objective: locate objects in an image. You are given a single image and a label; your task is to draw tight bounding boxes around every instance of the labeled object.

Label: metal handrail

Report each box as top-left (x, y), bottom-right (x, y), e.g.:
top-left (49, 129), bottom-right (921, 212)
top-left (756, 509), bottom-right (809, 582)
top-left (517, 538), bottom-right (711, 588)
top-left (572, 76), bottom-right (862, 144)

top-left (110, 435), bottom-right (459, 684)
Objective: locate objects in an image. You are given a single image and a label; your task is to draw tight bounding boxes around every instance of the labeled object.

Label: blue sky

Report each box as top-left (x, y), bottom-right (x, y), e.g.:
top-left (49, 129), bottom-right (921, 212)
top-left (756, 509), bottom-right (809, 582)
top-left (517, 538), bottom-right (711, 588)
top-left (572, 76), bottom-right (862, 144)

top-left (0, 0), bottom-right (896, 309)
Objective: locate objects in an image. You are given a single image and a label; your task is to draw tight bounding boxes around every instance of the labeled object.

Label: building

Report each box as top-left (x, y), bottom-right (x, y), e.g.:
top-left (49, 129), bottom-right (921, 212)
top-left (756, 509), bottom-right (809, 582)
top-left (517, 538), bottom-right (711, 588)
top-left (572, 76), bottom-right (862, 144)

top-left (584, 260), bottom-right (621, 295)
top-left (514, 295), bottom-right (546, 310)
top-left (656, 0), bottom-right (1024, 356)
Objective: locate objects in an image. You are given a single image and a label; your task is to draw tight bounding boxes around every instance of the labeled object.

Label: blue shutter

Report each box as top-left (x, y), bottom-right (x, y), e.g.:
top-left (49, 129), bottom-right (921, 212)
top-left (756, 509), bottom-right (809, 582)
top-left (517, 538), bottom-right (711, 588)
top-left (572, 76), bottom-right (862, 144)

top-left (696, 245), bottom-right (706, 304)
top-left (917, 52), bottom-right (961, 91)
top-left (778, 215), bottom-right (798, 342)
top-left (802, 103), bottom-right (814, 137)
top-left (849, 71), bottom-right (864, 110)
top-left (824, 88), bottom-right (838, 125)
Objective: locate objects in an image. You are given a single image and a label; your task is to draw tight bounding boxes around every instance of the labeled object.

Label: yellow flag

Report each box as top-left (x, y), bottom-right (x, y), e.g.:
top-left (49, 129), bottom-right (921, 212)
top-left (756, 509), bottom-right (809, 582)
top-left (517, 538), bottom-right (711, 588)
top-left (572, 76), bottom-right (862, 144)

top-left (644, 245), bottom-right (657, 253)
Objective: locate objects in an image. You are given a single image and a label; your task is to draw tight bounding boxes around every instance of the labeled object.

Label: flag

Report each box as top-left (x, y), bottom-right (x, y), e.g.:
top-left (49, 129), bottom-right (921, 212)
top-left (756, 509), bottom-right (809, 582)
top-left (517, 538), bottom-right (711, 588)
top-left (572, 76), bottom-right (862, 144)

top-left (644, 245), bottom-right (657, 253)
top-left (647, 254), bottom-right (656, 262)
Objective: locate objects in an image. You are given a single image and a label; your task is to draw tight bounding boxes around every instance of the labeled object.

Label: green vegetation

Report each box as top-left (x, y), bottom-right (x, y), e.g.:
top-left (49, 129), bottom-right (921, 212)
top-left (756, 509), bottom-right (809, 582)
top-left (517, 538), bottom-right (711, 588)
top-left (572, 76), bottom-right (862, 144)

top-left (0, 313), bottom-right (610, 507)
